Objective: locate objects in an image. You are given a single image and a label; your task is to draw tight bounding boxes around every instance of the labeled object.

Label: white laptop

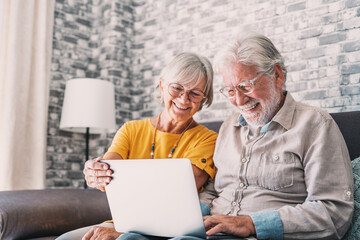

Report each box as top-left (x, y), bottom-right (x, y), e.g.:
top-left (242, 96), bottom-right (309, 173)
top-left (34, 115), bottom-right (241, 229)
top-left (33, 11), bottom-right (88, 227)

top-left (101, 158), bottom-right (207, 238)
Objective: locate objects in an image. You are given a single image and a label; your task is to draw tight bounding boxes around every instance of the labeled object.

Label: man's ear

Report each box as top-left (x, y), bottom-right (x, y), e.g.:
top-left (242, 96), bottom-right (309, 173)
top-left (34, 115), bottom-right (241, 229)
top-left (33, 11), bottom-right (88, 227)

top-left (274, 64), bottom-right (284, 89)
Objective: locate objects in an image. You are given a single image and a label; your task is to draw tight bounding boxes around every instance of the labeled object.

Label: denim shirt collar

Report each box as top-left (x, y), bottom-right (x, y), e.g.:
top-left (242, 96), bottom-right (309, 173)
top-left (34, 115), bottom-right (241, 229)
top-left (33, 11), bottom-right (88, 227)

top-left (235, 91), bottom-right (295, 133)
top-left (237, 115), bottom-right (273, 133)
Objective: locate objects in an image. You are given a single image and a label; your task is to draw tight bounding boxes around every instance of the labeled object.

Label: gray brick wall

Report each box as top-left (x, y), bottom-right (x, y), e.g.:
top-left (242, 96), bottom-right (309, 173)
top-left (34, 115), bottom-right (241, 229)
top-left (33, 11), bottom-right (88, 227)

top-left (47, 0), bottom-right (360, 188)
top-left (47, 0), bottom-right (135, 188)
top-left (132, 0), bottom-right (360, 120)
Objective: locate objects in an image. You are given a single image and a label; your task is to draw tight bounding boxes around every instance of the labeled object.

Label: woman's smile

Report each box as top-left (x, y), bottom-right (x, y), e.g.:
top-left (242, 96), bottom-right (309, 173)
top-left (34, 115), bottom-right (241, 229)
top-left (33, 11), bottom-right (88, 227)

top-left (172, 101), bottom-right (191, 111)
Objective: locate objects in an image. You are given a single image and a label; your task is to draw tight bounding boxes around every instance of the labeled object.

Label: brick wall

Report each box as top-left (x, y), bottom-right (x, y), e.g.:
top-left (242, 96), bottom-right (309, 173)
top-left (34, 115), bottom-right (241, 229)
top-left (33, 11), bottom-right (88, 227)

top-left (47, 0), bottom-right (360, 188)
top-left (133, 0), bottom-right (360, 121)
top-left (47, 0), bottom-right (135, 188)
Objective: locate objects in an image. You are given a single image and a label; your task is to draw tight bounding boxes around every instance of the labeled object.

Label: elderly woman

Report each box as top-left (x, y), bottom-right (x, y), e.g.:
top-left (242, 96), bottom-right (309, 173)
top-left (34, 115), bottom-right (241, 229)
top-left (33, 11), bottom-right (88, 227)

top-left (56, 52), bottom-right (217, 240)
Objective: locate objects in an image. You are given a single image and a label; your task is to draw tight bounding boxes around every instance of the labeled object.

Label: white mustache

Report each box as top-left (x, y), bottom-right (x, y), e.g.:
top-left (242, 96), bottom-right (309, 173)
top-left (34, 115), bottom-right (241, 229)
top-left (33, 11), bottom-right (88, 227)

top-left (239, 100), bottom-right (259, 111)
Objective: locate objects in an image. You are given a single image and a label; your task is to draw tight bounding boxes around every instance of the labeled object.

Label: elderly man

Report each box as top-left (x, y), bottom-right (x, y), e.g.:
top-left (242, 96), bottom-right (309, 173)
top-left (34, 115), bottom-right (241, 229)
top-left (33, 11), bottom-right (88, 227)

top-left (200, 32), bottom-right (354, 240)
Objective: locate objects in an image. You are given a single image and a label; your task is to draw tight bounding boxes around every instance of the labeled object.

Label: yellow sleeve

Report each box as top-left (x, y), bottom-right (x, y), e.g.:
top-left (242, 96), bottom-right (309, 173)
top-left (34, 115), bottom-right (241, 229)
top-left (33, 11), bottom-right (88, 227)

top-left (103, 122), bottom-right (131, 159)
top-left (179, 127), bottom-right (218, 180)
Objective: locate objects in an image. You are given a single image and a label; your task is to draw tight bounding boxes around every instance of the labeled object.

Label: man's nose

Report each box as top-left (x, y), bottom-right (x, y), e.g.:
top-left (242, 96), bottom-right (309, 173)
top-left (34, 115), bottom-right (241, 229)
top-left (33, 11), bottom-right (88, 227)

top-left (234, 90), bottom-right (250, 106)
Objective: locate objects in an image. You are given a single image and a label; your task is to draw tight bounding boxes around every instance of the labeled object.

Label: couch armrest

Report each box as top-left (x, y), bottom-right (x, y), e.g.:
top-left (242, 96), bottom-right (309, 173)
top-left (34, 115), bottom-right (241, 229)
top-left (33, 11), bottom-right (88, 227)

top-left (0, 189), bottom-right (111, 240)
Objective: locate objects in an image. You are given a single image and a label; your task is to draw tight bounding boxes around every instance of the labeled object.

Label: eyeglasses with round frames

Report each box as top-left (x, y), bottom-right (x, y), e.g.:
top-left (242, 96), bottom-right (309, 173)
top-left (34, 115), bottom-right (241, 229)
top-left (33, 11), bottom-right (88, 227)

top-left (167, 83), bottom-right (206, 103)
top-left (219, 73), bottom-right (264, 98)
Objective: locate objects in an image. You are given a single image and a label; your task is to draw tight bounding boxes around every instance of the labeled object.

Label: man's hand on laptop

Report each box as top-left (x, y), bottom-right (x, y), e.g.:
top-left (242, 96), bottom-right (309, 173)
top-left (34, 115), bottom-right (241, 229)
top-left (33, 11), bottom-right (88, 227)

top-left (203, 215), bottom-right (255, 238)
top-left (83, 157), bottom-right (113, 191)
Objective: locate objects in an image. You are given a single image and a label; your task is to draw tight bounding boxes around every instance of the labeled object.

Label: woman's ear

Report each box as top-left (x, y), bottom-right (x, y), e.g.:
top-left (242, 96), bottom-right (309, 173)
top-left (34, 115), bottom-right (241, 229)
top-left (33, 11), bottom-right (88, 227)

top-left (158, 79), bottom-right (165, 104)
top-left (159, 78), bottom-right (164, 91)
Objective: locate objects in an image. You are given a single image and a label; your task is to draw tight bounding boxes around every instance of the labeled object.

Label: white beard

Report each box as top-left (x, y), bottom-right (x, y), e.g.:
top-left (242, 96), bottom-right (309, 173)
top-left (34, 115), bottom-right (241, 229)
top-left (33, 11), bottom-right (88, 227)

top-left (240, 83), bottom-right (282, 127)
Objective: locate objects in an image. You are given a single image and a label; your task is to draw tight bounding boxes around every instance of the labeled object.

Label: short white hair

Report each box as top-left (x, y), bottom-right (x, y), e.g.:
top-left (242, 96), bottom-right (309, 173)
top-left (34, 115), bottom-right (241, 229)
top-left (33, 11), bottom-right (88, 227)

top-left (214, 32), bottom-right (287, 89)
top-left (156, 52), bottom-right (214, 110)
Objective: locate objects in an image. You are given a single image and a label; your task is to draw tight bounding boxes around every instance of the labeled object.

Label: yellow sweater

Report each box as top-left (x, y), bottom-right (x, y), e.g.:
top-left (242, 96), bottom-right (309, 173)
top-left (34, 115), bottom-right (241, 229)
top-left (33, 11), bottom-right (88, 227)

top-left (104, 119), bottom-right (217, 179)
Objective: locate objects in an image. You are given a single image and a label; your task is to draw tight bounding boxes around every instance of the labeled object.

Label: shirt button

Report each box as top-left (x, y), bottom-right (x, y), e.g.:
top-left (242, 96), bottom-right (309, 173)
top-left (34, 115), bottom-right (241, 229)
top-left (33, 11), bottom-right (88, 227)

top-left (232, 201), bottom-right (237, 206)
top-left (239, 183), bottom-right (245, 188)
top-left (346, 191), bottom-right (351, 196)
top-left (241, 158), bottom-right (247, 163)
top-left (273, 154), bottom-right (279, 161)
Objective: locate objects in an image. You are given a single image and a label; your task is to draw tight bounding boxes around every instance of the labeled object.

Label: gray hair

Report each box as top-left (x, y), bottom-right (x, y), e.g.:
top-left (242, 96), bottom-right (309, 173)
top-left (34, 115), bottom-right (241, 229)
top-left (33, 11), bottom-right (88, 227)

top-left (156, 52), bottom-right (214, 111)
top-left (214, 32), bottom-right (287, 89)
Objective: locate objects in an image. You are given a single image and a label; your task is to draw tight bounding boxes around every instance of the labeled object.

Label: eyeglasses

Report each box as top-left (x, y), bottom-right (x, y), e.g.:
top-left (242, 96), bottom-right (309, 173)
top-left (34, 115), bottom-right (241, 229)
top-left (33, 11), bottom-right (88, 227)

top-left (167, 83), bottom-right (206, 103)
top-left (219, 73), bottom-right (263, 98)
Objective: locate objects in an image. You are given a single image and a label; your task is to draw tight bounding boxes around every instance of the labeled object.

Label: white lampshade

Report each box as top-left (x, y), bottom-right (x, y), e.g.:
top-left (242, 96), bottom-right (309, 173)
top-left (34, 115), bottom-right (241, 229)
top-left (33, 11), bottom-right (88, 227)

top-left (60, 78), bottom-right (117, 134)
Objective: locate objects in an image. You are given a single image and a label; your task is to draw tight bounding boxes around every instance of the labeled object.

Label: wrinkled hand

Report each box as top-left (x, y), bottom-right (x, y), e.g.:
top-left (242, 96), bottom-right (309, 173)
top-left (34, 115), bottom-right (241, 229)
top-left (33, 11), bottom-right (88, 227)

top-left (82, 226), bottom-right (121, 240)
top-left (83, 157), bottom-right (112, 191)
top-left (203, 215), bottom-right (255, 237)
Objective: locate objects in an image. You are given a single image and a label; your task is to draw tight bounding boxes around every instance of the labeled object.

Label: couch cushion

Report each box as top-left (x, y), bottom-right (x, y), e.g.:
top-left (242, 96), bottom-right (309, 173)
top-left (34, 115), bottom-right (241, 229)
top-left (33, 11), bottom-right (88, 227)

top-left (342, 156), bottom-right (360, 240)
top-left (329, 111), bottom-right (360, 160)
top-left (0, 189), bottom-right (111, 240)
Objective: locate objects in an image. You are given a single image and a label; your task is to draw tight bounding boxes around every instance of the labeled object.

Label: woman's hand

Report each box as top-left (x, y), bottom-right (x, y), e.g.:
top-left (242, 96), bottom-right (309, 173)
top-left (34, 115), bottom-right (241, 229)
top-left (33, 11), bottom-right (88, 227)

top-left (192, 165), bottom-right (209, 191)
top-left (83, 157), bottom-right (112, 191)
top-left (82, 226), bottom-right (121, 240)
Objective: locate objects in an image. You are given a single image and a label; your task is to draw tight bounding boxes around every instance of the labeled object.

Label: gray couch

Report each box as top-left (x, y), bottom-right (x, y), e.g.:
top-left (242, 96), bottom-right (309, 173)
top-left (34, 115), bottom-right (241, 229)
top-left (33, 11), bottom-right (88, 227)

top-left (1, 111), bottom-right (360, 240)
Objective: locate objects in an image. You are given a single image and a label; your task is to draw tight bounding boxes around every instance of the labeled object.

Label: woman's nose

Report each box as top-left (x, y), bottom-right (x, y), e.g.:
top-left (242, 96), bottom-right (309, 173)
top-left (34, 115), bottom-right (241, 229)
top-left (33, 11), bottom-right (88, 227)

top-left (178, 91), bottom-right (191, 103)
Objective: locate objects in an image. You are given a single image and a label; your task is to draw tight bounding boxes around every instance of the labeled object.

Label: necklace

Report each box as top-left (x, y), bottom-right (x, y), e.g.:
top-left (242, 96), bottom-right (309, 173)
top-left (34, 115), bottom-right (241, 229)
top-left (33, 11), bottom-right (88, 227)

top-left (150, 115), bottom-right (193, 159)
